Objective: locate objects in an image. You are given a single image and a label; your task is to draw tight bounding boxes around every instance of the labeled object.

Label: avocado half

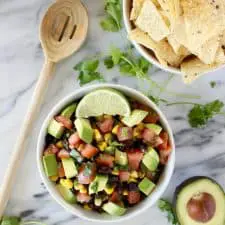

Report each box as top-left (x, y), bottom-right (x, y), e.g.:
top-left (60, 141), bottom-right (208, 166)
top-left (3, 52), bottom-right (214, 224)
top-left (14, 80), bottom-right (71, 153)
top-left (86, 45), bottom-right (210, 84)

top-left (175, 176), bottom-right (225, 225)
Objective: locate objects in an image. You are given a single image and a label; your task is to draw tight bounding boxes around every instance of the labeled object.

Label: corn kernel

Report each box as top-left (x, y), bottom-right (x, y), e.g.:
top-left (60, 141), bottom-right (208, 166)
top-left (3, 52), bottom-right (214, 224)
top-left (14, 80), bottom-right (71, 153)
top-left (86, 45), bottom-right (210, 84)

top-left (112, 169), bottom-right (119, 175)
top-left (104, 133), bottom-right (112, 143)
top-left (123, 189), bottom-right (128, 196)
top-left (80, 187), bottom-right (88, 194)
top-left (128, 177), bottom-right (138, 183)
top-left (104, 184), bottom-right (115, 195)
top-left (83, 204), bottom-right (91, 210)
top-left (130, 171), bottom-right (138, 178)
top-left (60, 179), bottom-right (73, 189)
top-left (98, 141), bottom-right (107, 151)
top-left (112, 125), bottom-right (120, 134)
top-left (133, 127), bottom-right (141, 138)
top-left (75, 183), bottom-right (85, 191)
top-left (56, 141), bottom-right (63, 149)
top-left (50, 176), bottom-right (59, 182)
top-left (138, 171), bottom-right (145, 178)
top-left (94, 129), bottom-right (103, 142)
top-left (137, 123), bottom-right (145, 130)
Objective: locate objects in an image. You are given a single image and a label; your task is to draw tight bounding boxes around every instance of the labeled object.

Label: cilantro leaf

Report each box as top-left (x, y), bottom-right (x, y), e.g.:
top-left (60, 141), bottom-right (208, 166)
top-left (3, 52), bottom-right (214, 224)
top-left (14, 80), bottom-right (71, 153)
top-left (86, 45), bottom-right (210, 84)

top-left (100, 0), bottom-right (122, 32)
top-left (74, 59), bottom-right (105, 86)
top-left (110, 46), bottom-right (123, 64)
top-left (158, 199), bottom-right (178, 225)
top-left (83, 163), bottom-right (93, 177)
top-left (210, 81), bottom-right (216, 88)
top-left (104, 56), bottom-right (114, 69)
top-left (188, 100), bottom-right (224, 128)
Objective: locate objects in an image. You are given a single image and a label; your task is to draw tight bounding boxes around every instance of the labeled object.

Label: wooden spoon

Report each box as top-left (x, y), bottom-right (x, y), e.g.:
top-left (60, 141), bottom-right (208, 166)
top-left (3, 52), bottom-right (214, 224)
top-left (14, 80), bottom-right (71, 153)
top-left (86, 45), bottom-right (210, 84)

top-left (0, 0), bottom-right (88, 217)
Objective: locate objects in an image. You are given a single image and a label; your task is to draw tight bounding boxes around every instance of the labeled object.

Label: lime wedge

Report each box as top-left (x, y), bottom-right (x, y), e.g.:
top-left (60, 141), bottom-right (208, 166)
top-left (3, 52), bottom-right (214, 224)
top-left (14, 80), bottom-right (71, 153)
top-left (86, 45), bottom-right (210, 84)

top-left (76, 88), bottom-right (131, 118)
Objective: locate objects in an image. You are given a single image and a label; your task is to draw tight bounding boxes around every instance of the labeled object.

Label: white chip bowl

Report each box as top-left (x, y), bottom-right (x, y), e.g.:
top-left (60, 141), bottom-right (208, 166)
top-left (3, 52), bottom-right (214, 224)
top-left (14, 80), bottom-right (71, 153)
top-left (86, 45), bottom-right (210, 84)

top-left (37, 83), bottom-right (175, 222)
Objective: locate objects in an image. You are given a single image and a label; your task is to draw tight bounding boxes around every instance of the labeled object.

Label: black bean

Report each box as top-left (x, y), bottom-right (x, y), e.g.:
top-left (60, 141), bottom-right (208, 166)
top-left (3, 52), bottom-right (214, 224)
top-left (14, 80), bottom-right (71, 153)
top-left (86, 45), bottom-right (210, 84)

top-left (128, 183), bottom-right (139, 191)
top-left (97, 166), bottom-right (112, 174)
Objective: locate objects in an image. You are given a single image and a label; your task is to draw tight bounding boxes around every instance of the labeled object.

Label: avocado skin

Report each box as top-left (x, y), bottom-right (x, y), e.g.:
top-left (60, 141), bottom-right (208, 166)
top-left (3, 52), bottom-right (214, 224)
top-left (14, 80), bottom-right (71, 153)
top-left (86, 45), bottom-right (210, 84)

top-left (174, 176), bottom-right (225, 225)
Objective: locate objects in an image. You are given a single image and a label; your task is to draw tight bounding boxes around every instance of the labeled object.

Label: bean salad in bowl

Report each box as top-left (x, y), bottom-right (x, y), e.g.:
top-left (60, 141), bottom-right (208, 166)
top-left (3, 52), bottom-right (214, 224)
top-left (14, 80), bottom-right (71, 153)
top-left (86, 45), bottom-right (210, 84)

top-left (37, 85), bottom-right (175, 221)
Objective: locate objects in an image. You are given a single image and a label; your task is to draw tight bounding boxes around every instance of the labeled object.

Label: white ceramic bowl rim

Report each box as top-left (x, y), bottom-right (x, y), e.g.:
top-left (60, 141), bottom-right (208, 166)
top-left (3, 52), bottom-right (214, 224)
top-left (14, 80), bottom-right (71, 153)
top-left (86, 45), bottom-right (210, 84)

top-left (37, 83), bottom-right (175, 222)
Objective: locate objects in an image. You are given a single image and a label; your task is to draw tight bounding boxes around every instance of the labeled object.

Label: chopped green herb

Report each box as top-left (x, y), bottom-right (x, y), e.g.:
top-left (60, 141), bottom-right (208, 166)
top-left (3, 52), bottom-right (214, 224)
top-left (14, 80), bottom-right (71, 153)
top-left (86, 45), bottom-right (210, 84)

top-left (158, 199), bottom-right (178, 225)
top-left (100, 0), bottom-right (122, 32)
top-left (83, 162), bottom-right (93, 177)
top-left (210, 81), bottom-right (216, 88)
top-left (74, 59), bottom-right (105, 86)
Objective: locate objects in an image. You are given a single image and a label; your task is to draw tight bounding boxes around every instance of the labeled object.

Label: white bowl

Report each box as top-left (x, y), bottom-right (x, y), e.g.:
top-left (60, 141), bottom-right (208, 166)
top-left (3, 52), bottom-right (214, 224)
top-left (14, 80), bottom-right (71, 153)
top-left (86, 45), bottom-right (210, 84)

top-left (37, 83), bottom-right (175, 222)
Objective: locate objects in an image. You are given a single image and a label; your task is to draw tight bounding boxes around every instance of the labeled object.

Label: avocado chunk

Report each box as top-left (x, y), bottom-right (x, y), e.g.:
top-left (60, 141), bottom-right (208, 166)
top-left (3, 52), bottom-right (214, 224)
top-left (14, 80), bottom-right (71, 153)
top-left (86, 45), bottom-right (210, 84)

top-left (89, 174), bottom-right (108, 195)
top-left (1, 216), bottom-right (20, 225)
top-left (142, 147), bottom-right (159, 171)
top-left (121, 109), bottom-right (148, 127)
top-left (115, 149), bottom-right (128, 166)
top-left (61, 103), bottom-right (77, 118)
top-left (57, 184), bottom-right (76, 204)
top-left (74, 118), bottom-right (93, 144)
top-left (43, 154), bottom-right (58, 177)
top-left (175, 177), bottom-right (225, 225)
top-left (138, 178), bottom-right (155, 195)
top-left (145, 124), bottom-right (162, 135)
top-left (62, 158), bottom-right (78, 179)
top-left (103, 202), bottom-right (126, 216)
top-left (47, 119), bottom-right (64, 139)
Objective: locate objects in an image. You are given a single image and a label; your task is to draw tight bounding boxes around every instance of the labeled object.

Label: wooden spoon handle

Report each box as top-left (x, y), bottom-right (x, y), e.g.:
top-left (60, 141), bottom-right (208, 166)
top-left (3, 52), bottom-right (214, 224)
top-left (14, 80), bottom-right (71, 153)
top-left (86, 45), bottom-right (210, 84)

top-left (0, 60), bottom-right (55, 217)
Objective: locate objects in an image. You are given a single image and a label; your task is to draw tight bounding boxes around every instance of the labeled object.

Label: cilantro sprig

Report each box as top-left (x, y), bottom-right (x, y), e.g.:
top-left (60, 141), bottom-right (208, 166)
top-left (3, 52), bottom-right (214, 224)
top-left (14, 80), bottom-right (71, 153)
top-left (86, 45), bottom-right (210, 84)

top-left (74, 59), bottom-right (105, 86)
top-left (167, 100), bottom-right (225, 128)
top-left (158, 199), bottom-right (179, 225)
top-left (0, 216), bottom-right (46, 225)
top-left (100, 0), bottom-right (122, 32)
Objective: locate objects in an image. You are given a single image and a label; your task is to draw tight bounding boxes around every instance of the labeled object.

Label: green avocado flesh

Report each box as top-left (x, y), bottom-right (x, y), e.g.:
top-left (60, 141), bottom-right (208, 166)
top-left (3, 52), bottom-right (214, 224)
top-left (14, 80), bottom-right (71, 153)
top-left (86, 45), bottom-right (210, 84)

top-left (61, 103), bottom-right (77, 118)
top-left (115, 149), bottom-right (128, 166)
top-left (74, 118), bottom-right (93, 144)
top-left (89, 174), bottom-right (108, 195)
top-left (142, 147), bottom-right (159, 171)
top-left (103, 202), bottom-right (126, 216)
top-left (145, 123), bottom-right (162, 135)
top-left (1, 216), bottom-right (20, 225)
top-left (122, 109), bottom-right (148, 127)
top-left (138, 178), bottom-right (155, 195)
top-left (43, 154), bottom-right (58, 177)
top-left (176, 177), bottom-right (225, 225)
top-left (47, 119), bottom-right (64, 139)
top-left (62, 158), bottom-right (78, 179)
top-left (57, 184), bottom-right (76, 204)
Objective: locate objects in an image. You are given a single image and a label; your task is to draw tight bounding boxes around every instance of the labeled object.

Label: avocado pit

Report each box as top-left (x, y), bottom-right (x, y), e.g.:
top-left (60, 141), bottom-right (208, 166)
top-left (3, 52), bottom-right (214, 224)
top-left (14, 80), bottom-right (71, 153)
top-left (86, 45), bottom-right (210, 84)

top-left (187, 192), bottom-right (216, 223)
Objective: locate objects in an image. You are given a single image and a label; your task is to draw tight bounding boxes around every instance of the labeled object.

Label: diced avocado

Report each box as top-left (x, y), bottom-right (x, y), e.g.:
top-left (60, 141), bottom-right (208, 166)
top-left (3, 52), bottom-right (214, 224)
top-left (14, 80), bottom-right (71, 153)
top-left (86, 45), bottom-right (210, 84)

top-left (70, 149), bottom-right (83, 163)
top-left (47, 119), bottom-right (64, 139)
top-left (115, 149), bottom-right (128, 166)
top-left (94, 197), bottom-right (103, 206)
top-left (74, 118), bottom-right (93, 144)
top-left (145, 124), bottom-right (162, 135)
top-left (62, 158), bottom-right (77, 179)
top-left (61, 103), bottom-right (77, 118)
top-left (142, 147), bottom-right (159, 171)
top-left (1, 216), bottom-right (20, 225)
top-left (103, 202), bottom-right (126, 216)
top-left (57, 184), bottom-right (76, 204)
top-left (138, 178), bottom-right (155, 195)
top-left (43, 154), bottom-right (58, 177)
top-left (121, 109), bottom-right (148, 127)
top-left (89, 174), bottom-right (108, 195)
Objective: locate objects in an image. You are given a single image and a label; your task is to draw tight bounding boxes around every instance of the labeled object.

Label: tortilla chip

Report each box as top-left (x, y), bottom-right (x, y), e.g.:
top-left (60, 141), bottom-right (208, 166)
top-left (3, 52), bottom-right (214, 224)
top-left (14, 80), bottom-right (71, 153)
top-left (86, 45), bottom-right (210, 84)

top-left (129, 28), bottom-right (187, 67)
top-left (193, 36), bottom-right (221, 64)
top-left (181, 0), bottom-right (225, 51)
top-left (181, 57), bottom-right (217, 84)
top-left (167, 34), bottom-right (181, 53)
top-left (215, 47), bottom-right (225, 64)
top-left (135, 0), bottom-right (170, 41)
top-left (151, 0), bottom-right (161, 8)
top-left (130, 0), bottom-right (145, 21)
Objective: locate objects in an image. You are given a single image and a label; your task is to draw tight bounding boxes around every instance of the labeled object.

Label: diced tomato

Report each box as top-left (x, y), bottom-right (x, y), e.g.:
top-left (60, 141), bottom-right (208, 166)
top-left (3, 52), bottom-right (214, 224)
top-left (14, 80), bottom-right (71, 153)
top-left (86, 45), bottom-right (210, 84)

top-left (128, 191), bottom-right (141, 204)
top-left (55, 116), bottom-right (73, 130)
top-left (97, 117), bottom-right (114, 133)
top-left (44, 144), bottom-right (59, 155)
top-left (96, 154), bottom-right (115, 168)
top-left (110, 191), bottom-right (121, 203)
top-left (142, 128), bottom-right (163, 147)
top-left (117, 127), bottom-right (133, 141)
top-left (127, 149), bottom-right (144, 170)
top-left (81, 144), bottom-right (99, 159)
top-left (158, 131), bottom-right (169, 150)
top-left (57, 149), bottom-right (70, 159)
top-left (78, 163), bottom-right (96, 184)
top-left (58, 166), bottom-right (65, 178)
top-left (69, 132), bottom-right (81, 148)
top-left (119, 171), bottom-right (130, 182)
top-left (159, 149), bottom-right (171, 165)
top-left (77, 193), bottom-right (91, 203)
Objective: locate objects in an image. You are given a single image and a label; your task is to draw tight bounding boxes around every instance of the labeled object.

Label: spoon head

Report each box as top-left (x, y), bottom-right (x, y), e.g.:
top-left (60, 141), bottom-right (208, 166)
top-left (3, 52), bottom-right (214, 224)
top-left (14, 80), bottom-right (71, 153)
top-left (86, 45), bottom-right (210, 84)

top-left (40, 0), bottom-right (88, 62)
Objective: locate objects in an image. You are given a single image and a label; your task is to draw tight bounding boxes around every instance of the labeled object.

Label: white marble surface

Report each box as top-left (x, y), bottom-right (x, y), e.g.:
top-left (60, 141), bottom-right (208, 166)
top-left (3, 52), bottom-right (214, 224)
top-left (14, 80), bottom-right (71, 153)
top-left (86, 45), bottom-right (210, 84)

top-left (1, 0), bottom-right (225, 224)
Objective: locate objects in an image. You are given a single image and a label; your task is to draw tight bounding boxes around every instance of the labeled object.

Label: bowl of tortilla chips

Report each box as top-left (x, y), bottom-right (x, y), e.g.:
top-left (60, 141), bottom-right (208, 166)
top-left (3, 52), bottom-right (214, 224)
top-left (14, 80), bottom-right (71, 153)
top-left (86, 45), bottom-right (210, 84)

top-left (123, 0), bottom-right (225, 83)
